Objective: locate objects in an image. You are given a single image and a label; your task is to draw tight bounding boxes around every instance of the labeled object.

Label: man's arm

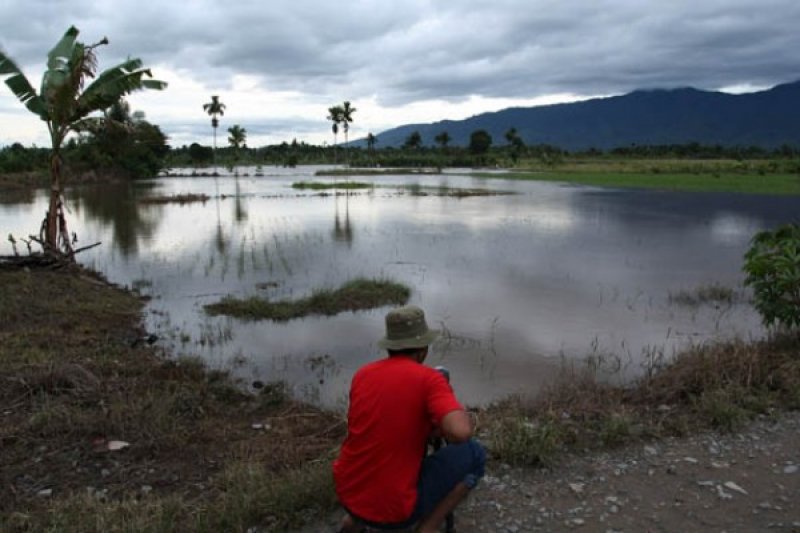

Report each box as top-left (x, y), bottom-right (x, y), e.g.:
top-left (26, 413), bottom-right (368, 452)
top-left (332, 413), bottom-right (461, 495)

top-left (440, 409), bottom-right (473, 443)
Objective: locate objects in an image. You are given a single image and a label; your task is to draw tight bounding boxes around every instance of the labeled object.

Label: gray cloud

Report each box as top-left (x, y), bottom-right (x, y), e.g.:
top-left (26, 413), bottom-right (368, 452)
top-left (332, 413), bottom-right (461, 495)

top-left (2, 0), bottom-right (799, 139)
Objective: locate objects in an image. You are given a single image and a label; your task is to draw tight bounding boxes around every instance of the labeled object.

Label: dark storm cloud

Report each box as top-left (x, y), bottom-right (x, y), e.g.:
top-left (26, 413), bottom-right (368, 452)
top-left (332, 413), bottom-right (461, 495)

top-left (2, 0), bottom-right (800, 106)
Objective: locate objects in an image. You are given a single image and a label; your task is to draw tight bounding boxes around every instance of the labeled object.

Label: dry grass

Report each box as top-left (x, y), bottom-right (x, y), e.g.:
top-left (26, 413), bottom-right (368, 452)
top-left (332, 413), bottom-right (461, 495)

top-left (484, 335), bottom-right (800, 466)
top-left (3, 267), bottom-right (798, 530)
top-left (0, 268), bottom-right (345, 532)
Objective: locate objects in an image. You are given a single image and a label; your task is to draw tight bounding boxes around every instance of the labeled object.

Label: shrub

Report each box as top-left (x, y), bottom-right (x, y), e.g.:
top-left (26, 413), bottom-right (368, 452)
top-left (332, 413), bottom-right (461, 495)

top-left (743, 224), bottom-right (800, 329)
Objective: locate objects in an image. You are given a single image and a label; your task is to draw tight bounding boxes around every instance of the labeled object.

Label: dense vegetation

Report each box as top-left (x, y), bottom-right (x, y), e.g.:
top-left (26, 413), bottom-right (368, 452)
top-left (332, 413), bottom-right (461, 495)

top-left (744, 224), bottom-right (800, 329)
top-left (166, 138), bottom-right (800, 170)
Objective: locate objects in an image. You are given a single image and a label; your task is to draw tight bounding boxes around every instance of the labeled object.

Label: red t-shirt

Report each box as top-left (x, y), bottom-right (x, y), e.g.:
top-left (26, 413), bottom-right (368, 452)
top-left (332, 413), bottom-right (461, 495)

top-left (333, 356), bottom-right (463, 523)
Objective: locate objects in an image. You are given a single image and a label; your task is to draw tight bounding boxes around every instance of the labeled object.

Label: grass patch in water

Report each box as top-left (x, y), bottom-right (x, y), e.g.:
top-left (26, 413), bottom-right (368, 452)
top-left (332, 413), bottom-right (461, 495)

top-left (140, 193), bottom-right (211, 204)
top-left (668, 283), bottom-right (737, 306)
top-left (315, 168), bottom-right (441, 176)
top-left (204, 277), bottom-right (411, 321)
top-left (291, 180), bottom-right (373, 190)
top-left (401, 184), bottom-right (515, 198)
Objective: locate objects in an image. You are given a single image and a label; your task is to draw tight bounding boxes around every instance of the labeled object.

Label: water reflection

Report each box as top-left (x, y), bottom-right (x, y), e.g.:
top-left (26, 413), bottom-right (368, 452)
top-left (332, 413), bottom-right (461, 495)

top-left (233, 177), bottom-right (248, 224)
top-left (0, 188), bottom-right (35, 205)
top-left (333, 193), bottom-right (354, 246)
top-left (71, 182), bottom-right (161, 257)
top-left (3, 171), bottom-right (799, 407)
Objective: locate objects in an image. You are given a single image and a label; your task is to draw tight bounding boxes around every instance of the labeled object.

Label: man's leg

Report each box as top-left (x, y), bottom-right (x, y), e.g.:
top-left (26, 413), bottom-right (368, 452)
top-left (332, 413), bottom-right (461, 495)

top-left (415, 481), bottom-right (470, 533)
top-left (412, 439), bottom-right (486, 532)
top-left (337, 512), bottom-right (364, 533)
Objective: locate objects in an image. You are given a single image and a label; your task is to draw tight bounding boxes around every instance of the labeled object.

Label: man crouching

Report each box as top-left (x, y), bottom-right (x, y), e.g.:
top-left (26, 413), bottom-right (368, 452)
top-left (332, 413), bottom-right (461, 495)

top-left (333, 305), bottom-right (486, 532)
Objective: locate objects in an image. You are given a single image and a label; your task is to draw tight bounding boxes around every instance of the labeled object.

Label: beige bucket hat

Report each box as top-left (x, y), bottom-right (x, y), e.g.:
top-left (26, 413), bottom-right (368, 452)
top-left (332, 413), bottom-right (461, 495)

top-left (377, 305), bottom-right (440, 350)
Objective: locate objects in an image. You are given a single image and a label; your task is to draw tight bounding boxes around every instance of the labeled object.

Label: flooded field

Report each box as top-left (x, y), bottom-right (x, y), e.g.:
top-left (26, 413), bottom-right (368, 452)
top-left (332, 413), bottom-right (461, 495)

top-left (2, 166), bottom-right (797, 407)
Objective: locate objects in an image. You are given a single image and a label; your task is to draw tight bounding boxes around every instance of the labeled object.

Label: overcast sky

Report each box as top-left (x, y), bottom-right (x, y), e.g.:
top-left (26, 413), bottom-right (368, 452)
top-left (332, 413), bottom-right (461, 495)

top-left (1, 0), bottom-right (799, 148)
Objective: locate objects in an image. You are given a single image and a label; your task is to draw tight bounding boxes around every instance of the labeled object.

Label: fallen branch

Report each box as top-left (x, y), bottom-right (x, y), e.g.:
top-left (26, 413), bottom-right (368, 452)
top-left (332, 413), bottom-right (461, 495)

top-left (0, 241), bottom-right (100, 270)
top-left (66, 241), bottom-right (102, 258)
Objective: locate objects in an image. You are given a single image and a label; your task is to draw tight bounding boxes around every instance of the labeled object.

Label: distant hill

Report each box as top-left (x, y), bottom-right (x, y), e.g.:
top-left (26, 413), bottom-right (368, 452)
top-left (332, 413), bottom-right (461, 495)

top-left (361, 81), bottom-right (800, 151)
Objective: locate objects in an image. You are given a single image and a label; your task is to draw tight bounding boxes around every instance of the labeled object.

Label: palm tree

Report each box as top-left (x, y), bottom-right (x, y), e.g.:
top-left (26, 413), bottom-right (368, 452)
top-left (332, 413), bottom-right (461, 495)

top-left (434, 131), bottom-right (451, 150)
top-left (227, 124), bottom-right (246, 150)
top-left (0, 25), bottom-right (166, 255)
top-left (227, 124), bottom-right (246, 176)
top-left (504, 127), bottom-right (525, 165)
top-left (365, 132), bottom-right (378, 167)
top-left (327, 105), bottom-right (343, 162)
top-left (203, 95), bottom-right (225, 167)
top-left (403, 131), bottom-right (423, 150)
top-left (340, 101), bottom-right (356, 145)
top-left (339, 101), bottom-right (357, 166)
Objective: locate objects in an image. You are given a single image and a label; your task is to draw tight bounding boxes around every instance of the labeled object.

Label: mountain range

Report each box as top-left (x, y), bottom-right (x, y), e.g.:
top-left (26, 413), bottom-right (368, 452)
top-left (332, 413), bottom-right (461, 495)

top-left (364, 81), bottom-right (800, 151)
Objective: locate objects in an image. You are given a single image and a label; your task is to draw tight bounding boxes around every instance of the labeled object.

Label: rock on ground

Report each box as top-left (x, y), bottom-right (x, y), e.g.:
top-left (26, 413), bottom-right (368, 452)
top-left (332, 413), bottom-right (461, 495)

top-left (308, 411), bottom-right (800, 532)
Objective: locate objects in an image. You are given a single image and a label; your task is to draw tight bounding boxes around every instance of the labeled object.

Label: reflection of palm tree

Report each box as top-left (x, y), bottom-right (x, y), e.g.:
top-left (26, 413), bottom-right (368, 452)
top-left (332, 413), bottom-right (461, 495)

top-left (234, 177), bottom-right (247, 224)
top-left (214, 223), bottom-right (226, 255)
top-left (333, 193), bottom-right (354, 246)
top-left (213, 174), bottom-right (226, 254)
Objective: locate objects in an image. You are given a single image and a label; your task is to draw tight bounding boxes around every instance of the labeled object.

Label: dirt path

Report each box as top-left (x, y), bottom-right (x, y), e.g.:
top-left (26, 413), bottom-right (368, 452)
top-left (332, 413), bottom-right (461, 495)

top-left (310, 411), bottom-right (800, 532)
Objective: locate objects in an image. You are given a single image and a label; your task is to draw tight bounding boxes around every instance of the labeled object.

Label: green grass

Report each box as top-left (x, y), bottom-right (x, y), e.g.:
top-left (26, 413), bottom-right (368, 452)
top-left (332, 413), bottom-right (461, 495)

top-left (291, 180), bottom-right (374, 190)
top-left (139, 193), bottom-right (211, 204)
top-left (315, 168), bottom-right (441, 176)
top-left (400, 184), bottom-right (514, 198)
top-left (204, 277), bottom-right (411, 320)
top-left (484, 170), bottom-right (800, 195)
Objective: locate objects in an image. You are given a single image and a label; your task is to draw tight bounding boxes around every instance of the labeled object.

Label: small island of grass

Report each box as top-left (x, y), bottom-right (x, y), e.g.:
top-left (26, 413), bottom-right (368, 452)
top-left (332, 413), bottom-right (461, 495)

top-left (291, 181), bottom-right (374, 191)
top-left (204, 278), bottom-right (411, 321)
top-left (140, 193), bottom-right (211, 205)
top-left (315, 168), bottom-right (442, 177)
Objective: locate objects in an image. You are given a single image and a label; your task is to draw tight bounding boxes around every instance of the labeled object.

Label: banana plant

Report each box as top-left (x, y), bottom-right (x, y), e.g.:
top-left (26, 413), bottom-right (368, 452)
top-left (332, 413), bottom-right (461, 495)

top-left (0, 26), bottom-right (166, 256)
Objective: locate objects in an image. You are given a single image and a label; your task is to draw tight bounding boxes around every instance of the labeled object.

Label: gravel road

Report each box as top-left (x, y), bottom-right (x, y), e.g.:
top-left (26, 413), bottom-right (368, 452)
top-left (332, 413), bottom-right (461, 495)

top-left (308, 411), bottom-right (800, 532)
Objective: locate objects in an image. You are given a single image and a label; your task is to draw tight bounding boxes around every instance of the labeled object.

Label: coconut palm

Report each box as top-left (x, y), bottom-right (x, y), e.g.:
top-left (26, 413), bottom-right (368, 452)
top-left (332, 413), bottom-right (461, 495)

top-left (434, 131), bottom-right (451, 150)
top-left (0, 25), bottom-right (166, 255)
top-left (365, 132), bottom-right (378, 167)
top-left (227, 124), bottom-right (246, 150)
top-left (327, 105), bottom-right (344, 162)
top-left (340, 101), bottom-right (356, 145)
top-left (339, 101), bottom-right (357, 165)
top-left (403, 131), bottom-right (423, 150)
top-left (203, 95), bottom-right (225, 166)
top-left (227, 124), bottom-right (247, 176)
top-left (504, 127), bottom-right (525, 165)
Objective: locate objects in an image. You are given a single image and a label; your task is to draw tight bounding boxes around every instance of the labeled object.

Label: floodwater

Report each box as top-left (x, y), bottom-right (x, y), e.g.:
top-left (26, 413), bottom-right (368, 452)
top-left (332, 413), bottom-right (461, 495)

top-left (2, 166), bottom-right (798, 407)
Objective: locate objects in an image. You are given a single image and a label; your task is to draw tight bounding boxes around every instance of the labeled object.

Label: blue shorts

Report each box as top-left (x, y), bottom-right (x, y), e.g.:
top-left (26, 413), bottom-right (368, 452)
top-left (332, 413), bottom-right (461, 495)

top-left (348, 439), bottom-right (486, 530)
